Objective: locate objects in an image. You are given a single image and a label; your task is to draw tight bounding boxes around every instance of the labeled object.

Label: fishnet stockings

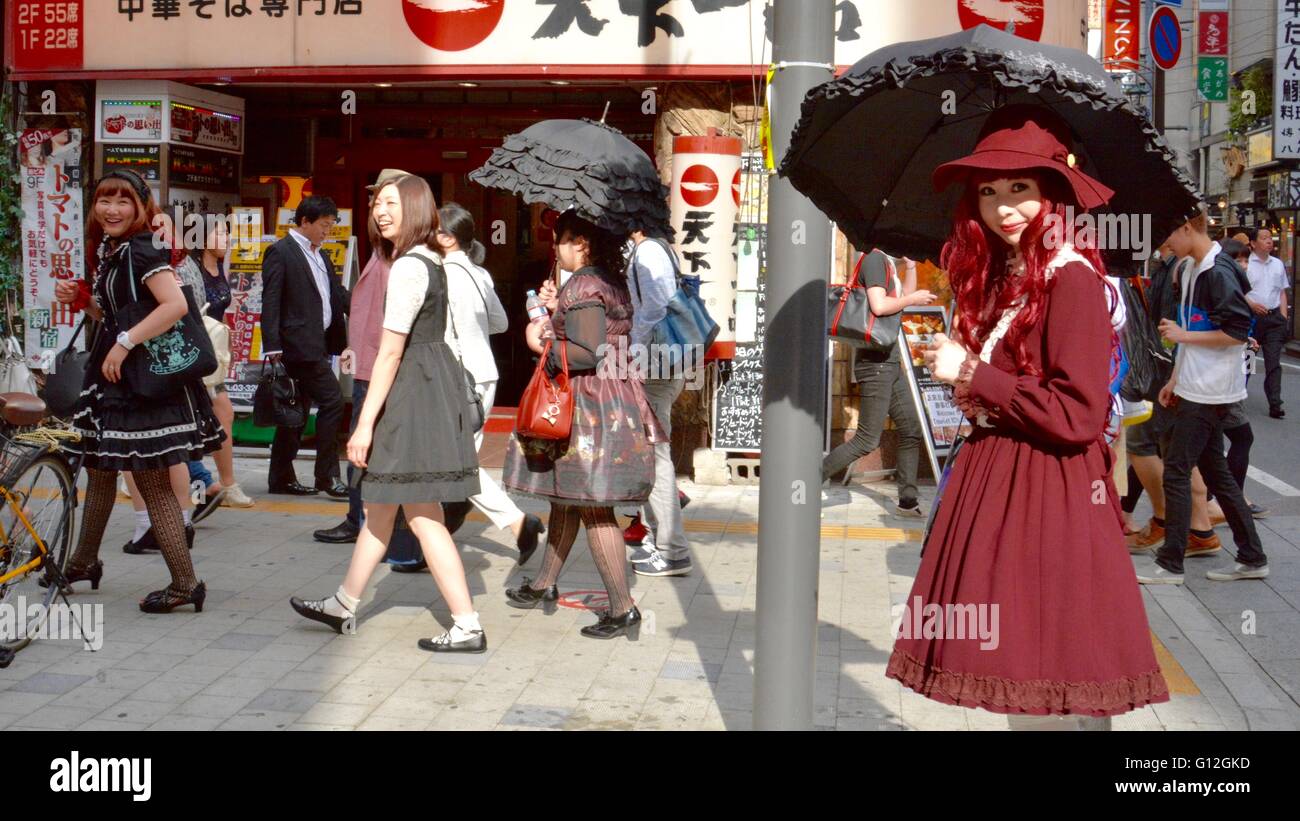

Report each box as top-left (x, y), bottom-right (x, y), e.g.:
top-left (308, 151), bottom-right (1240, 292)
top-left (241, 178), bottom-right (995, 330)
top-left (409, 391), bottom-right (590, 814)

top-left (70, 467), bottom-right (199, 593)
top-left (533, 503), bottom-right (634, 616)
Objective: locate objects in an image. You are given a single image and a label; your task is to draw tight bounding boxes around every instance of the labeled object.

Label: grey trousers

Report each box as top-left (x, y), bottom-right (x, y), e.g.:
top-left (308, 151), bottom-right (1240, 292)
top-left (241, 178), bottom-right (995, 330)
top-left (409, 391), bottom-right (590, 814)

top-left (641, 377), bottom-right (690, 560)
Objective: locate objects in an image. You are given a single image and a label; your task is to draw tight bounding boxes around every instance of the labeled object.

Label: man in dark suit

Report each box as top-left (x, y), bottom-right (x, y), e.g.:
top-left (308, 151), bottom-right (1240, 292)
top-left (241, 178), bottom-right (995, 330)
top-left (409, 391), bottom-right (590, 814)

top-left (261, 196), bottom-right (350, 498)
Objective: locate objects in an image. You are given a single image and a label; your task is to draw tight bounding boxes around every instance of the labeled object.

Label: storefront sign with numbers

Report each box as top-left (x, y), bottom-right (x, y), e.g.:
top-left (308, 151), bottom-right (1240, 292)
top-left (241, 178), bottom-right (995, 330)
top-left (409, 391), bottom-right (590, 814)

top-left (19, 128), bottom-right (84, 368)
top-left (103, 144), bottom-right (160, 181)
top-left (1276, 1), bottom-right (1300, 160)
top-left (1198, 55), bottom-right (1229, 102)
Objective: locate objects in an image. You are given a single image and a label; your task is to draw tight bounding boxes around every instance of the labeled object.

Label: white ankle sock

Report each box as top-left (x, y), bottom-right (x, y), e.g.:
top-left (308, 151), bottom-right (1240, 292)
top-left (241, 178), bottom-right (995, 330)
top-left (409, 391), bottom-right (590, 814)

top-left (133, 510), bottom-right (150, 541)
top-left (182, 508), bottom-right (192, 526)
top-left (331, 586), bottom-right (360, 617)
top-left (452, 611), bottom-right (481, 635)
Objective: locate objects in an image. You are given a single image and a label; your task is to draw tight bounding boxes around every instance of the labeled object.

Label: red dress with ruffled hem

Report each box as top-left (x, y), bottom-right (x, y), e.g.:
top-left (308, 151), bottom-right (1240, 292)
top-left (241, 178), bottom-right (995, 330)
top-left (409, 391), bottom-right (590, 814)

top-left (885, 261), bottom-right (1170, 717)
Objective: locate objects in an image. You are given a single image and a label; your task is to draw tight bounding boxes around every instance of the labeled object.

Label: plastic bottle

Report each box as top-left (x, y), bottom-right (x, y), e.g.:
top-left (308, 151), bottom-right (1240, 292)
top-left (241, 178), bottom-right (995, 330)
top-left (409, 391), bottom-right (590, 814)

top-left (526, 289), bottom-right (549, 324)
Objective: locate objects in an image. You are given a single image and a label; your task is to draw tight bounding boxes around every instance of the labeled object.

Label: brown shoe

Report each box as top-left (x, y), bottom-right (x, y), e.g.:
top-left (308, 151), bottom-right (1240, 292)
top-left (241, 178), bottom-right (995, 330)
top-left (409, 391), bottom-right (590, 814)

top-left (1127, 518), bottom-right (1165, 553)
top-left (1186, 531), bottom-right (1222, 558)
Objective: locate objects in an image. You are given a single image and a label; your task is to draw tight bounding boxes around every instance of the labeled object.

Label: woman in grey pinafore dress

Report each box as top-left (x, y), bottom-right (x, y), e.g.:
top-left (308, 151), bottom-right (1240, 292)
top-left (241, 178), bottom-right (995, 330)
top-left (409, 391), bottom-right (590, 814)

top-left (290, 174), bottom-right (486, 653)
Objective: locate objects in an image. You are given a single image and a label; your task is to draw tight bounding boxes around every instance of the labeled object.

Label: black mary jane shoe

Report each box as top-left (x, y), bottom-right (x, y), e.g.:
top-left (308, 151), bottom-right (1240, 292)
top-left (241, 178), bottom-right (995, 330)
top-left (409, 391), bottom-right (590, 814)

top-left (580, 606), bottom-right (642, 641)
top-left (515, 514), bottom-right (546, 566)
top-left (390, 560), bottom-right (428, 574)
top-left (139, 582), bottom-right (206, 614)
top-left (290, 595), bottom-right (356, 635)
top-left (123, 528), bottom-right (158, 554)
top-left (39, 560), bottom-right (104, 592)
top-left (505, 579), bottom-right (559, 611)
top-left (417, 628), bottom-right (487, 654)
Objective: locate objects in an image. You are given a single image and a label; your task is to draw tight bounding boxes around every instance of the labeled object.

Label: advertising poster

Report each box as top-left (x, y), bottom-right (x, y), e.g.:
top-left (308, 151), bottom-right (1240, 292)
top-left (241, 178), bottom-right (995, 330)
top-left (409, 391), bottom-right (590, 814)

top-left (899, 306), bottom-right (971, 480)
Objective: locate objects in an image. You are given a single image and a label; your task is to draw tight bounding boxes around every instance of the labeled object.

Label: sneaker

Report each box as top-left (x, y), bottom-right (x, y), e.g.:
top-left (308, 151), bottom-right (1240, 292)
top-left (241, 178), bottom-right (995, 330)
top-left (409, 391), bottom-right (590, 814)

top-left (624, 515), bottom-right (648, 546)
top-left (628, 544), bottom-right (656, 564)
top-left (633, 550), bottom-right (692, 577)
top-left (1206, 562), bottom-right (1270, 582)
top-left (1185, 531), bottom-right (1222, 558)
top-left (192, 489), bottom-right (225, 524)
top-left (893, 501), bottom-right (925, 519)
top-left (1127, 518), bottom-right (1165, 553)
top-left (1249, 503), bottom-right (1269, 519)
top-left (1133, 556), bottom-right (1184, 586)
top-left (220, 483), bottom-right (255, 508)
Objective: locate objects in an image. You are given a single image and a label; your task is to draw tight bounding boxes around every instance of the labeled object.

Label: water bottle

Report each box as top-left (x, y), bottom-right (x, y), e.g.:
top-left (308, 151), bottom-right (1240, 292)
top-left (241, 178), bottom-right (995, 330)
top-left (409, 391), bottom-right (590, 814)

top-left (526, 289), bottom-right (549, 324)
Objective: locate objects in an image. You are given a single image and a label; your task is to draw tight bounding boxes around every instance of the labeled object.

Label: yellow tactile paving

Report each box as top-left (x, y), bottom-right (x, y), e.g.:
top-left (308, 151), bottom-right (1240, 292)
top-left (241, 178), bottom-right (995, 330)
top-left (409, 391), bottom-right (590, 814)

top-left (1151, 629), bottom-right (1200, 696)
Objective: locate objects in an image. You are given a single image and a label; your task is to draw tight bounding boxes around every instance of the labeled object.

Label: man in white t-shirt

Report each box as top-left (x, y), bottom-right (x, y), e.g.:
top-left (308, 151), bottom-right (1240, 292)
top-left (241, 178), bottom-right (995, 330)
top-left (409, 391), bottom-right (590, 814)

top-left (624, 231), bottom-right (692, 577)
top-left (1245, 228), bottom-right (1291, 418)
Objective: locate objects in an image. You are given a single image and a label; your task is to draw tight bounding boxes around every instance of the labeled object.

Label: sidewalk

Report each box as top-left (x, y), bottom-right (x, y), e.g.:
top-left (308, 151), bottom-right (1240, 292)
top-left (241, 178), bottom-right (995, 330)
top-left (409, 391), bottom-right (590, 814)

top-left (0, 456), bottom-right (1296, 731)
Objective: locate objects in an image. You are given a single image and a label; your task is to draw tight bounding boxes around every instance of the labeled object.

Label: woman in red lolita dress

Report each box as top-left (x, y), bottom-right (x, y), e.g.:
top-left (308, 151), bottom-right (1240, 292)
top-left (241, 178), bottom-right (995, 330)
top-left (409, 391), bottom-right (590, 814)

top-left (885, 107), bottom-right (1169, 717)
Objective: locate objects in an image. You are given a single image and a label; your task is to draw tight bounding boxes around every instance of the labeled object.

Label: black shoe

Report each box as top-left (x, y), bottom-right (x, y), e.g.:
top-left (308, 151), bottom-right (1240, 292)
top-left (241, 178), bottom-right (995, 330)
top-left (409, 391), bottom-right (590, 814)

top-left (505, 579), bottom-right (559, 610)
top-left (390, 560), bottom-right (428, 574)
top-left (186, 523), bottom-right (195, 551)
top-left (140, 581), bottom-right (206, 614)
top-left (417, 628), bottom-right (487, 653)
top-left (123, 528), bottom-right (158, 554)
top-left (515, 514), bottom-right (545, 565)
top-left (192, 489), bottom-right (224, 524)
top-left (580, 606), bottom-right (642, 640)
top-left (269, 481), bottom-right (320, 496)
top-left (442, 500), bottom-right (470, 534)
top-left (290, 595), bottom-right (356, 634)
top-left (313, 521), bottom-right (360, 544)
top-left (316, 478), bottom-right (348, 499)
top-left (1270, 407), bottom-right (1286, 419)
top-left (40, 559), bottom-right (103, 592)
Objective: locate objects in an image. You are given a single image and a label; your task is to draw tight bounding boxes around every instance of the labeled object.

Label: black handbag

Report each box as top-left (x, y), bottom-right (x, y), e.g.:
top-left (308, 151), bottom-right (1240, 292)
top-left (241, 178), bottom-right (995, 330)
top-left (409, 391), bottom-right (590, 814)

top-left (253, 360), bottom-right (307, 428)
top-left (113, 246), bottom-right (218, 400)
top-left (828, 251), bottom-right (902, 354)
top-left (40, 315), bottom-right (92, 418)
top-left (1118, 277), bottom-right (1173, 403)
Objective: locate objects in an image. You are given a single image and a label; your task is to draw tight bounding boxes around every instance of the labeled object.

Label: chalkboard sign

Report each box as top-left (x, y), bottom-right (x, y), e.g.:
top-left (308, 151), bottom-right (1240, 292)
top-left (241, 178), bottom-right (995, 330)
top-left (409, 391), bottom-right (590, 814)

top-left (712, 282), bottom-right (766, 452)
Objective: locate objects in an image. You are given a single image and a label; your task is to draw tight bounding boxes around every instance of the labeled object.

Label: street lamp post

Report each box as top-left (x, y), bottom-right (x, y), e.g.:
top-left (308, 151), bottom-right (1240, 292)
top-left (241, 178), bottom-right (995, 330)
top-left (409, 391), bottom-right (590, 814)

top-left (754, 0), bottom-right (834, 731)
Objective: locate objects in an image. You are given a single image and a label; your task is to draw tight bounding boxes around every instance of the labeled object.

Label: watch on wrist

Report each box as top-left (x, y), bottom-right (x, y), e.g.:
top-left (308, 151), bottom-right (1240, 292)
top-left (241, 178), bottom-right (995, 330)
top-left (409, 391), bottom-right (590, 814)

top-left (116, 331), bottom-right (136, 351)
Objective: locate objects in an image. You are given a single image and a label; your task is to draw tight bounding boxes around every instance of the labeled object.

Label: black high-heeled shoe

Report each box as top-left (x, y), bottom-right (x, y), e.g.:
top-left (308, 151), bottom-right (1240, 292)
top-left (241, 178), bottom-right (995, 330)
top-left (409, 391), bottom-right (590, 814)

top-left (290, 595), bottom-right (357, 635)
top-left (505, 579), bottom-right (559, 611)
top-left (580, 606), bottom-right (641, 640)
top-left (139, 581), bottom-right (206, 614)
top-left (39, 560), bottom-right (103, 592)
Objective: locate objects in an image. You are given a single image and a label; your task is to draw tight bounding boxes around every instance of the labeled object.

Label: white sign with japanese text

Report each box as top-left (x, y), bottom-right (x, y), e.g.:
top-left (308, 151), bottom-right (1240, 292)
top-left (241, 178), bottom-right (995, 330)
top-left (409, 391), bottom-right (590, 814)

top-left (19, 128), bottom-right (84, 367)
top-left (1277, 1), bottom-right (1300, 160)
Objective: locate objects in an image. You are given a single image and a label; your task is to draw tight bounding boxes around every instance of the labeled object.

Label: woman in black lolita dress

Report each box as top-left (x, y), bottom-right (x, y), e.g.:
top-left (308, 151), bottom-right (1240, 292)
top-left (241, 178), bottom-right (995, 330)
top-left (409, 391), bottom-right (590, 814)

top-left (290, 175), bottom-right (485, 653)
top-left (56, 170), bottom-right (224, 613)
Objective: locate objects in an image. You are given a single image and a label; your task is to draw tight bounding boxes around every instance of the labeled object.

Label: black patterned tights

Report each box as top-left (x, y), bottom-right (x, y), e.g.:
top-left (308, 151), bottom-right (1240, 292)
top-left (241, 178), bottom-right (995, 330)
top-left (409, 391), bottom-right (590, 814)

top-left (70, 467), bottom-right (199, 593)
top-left (533, 503), bottom-right (634, 616)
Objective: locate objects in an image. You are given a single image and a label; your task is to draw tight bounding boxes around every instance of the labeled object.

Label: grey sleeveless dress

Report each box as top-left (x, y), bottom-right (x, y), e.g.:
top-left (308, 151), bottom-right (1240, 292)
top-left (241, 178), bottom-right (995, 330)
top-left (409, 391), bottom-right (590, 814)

top-left (356, 253), bottom-right (481, 504)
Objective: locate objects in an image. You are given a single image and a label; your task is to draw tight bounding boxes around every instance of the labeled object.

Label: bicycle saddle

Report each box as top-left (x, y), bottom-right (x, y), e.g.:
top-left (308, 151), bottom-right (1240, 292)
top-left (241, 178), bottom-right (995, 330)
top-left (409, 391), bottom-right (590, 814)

top-left (0, 392), bottom-right (47, 427)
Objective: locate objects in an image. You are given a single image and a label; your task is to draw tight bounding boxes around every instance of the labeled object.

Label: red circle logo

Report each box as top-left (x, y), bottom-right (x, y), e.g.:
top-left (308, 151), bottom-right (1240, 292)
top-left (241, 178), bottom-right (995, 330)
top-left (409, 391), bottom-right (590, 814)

top-left (680, 164), bottom-right (720, 208)
top-left (731, 168), bottom-right (742, 208)
top-left (957, 0), bottom-right (1044, 43)
top-left (402, 0), bottom-right (505, 52)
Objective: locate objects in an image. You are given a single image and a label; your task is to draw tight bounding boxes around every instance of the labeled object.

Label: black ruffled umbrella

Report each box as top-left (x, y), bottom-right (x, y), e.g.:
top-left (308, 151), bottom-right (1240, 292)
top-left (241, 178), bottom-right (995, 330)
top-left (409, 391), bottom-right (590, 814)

top-left (469, 118), bottom-right (672, 238)
top-left (779, 25), bottom-right (1201, 272)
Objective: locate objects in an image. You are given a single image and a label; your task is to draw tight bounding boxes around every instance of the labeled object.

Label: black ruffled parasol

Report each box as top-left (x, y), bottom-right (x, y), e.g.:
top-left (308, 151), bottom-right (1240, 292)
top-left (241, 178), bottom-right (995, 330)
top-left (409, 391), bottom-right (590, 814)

top-left (469, 118), bottom-right (672, 238)
top-left (779, 25), bottom-right (1202, 272)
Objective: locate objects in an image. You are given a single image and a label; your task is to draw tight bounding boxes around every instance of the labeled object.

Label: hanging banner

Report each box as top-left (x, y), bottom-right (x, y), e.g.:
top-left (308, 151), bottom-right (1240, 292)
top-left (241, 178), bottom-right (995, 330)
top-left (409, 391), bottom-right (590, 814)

top-left (670, 133), bottom-right (741, 360)
top-left (1198, 55), bottom-right (1229, 102)
top-left (19, 127), bottom-right (84, 368)
top-left (1197, 9), bottom-right (1229, 56)
top-left (224, 238), bottom-right (274, 409)
top-left (1277, 0), bottom-right (1300, 160)
top-left (1104, 0), bottom-right (1141, 71)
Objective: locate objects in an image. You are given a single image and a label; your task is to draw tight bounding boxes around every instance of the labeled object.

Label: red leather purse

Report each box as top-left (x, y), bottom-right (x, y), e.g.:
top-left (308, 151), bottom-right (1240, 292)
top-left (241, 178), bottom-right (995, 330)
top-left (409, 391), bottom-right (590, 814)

top-left (516, 338), bottom-right (573, 441)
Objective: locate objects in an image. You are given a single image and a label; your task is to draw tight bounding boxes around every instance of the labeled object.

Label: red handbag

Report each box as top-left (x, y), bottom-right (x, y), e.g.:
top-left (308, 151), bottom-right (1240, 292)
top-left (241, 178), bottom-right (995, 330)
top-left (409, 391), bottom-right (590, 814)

top-left (516, 337), bottom-right (573, 441)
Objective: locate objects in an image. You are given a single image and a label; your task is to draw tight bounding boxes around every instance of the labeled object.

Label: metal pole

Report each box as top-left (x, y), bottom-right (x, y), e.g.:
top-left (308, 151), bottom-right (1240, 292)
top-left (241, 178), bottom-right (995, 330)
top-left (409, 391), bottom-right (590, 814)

top-left (754, 0), bottom-right (834, 731)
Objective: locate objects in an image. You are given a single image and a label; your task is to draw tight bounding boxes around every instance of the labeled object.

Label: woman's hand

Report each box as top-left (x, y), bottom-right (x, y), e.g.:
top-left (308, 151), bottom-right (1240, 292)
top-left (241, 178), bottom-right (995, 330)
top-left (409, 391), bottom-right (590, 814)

top-left (347, 423), bottom-right (373, 469)
top-left (923, 333), bottom-right (969, 384)
top-left (101, 344), bottom-right (129, 383)
top-left (55, 281), bottom-right (80, 304)
top-left (539, 279), bottom-right (559, 313)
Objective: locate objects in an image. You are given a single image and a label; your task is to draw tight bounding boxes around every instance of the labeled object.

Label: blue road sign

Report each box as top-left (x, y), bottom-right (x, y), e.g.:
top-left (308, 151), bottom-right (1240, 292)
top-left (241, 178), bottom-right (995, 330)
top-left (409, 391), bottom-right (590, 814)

top-left (1150, 6), bottom-right (1181, 71)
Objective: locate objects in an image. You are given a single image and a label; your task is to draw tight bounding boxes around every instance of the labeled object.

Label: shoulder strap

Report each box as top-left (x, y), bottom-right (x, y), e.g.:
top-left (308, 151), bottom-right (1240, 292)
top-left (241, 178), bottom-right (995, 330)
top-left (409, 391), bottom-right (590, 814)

top-left (630, 237), bottom-right (680, 303)
top-left (443, 259), bottom-right (489, 315)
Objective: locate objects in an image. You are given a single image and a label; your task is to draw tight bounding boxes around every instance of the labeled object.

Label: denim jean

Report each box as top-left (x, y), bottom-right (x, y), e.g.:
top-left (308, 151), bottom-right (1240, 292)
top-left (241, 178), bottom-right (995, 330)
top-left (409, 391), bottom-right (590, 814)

top-left (640, 376), bottom-right (689, 560)
top-left (188, 460), bottom-right (213, 491)
top-left (1156, 399), bottom-right (1267, 574)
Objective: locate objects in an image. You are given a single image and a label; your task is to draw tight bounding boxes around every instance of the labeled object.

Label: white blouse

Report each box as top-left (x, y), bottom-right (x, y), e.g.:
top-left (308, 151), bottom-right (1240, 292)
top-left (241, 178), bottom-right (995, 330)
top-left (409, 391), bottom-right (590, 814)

top-left (382, 245), bottom-right (440, 334)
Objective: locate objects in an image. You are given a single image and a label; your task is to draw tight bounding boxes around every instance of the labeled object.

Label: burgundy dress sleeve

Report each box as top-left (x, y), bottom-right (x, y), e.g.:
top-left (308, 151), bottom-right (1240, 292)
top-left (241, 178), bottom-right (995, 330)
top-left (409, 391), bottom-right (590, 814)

top-left (965, 262), bottom-right (1113, 447)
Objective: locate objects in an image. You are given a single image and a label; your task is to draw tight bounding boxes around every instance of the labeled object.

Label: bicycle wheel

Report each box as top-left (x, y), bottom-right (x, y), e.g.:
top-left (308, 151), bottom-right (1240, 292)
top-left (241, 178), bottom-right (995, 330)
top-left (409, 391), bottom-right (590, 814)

top-left (0, 452), bottom-right (76, 652)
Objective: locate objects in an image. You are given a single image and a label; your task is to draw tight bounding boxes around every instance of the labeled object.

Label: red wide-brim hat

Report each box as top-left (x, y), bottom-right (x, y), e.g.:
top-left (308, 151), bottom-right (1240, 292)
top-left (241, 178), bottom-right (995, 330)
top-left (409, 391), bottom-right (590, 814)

top-left (932, 105), bottom-right (1115, 210)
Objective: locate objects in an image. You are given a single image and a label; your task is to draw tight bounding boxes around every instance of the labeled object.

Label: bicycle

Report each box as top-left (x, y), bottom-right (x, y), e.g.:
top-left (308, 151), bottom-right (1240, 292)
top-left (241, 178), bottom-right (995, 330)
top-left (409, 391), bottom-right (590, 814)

top-left (0, 392), bottom-right (82, 668)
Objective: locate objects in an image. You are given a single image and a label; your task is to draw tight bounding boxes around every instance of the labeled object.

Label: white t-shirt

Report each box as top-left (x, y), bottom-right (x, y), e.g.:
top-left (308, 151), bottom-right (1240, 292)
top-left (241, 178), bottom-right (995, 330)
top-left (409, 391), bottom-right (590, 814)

top-left (625, 238), bottom-right (678, 348)
top-left (1245, 253), bottom-right (1289, 310)
top-left (383, 245), bottom-right (440, 334)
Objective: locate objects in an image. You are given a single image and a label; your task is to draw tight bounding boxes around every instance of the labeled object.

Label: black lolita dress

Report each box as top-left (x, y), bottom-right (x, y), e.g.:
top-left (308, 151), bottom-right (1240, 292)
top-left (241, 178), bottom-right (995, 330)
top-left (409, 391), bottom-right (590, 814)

top-left (65, 232), bottom-right (225, 472)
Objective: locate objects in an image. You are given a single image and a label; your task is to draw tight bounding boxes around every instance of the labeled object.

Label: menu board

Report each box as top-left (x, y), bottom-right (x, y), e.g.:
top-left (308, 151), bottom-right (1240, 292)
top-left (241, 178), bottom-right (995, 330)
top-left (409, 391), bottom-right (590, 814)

top-left (711, 274), bottom-right (766, 452)
top-left (898, 306), bottom-right (971, 480)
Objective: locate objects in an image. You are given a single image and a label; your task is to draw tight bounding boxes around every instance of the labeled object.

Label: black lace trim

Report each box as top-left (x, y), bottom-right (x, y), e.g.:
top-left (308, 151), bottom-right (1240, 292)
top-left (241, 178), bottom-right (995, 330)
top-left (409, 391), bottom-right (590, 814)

top-left (363, 468), bottom-right (478, 484)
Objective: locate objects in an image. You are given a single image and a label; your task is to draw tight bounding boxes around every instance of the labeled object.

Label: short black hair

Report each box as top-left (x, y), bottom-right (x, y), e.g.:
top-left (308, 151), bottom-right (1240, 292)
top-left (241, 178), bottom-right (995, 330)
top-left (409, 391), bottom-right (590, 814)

top-left (295, 196), bottom-right (339, 226)
top-left (1220, 238), bottom-right (1248, 260)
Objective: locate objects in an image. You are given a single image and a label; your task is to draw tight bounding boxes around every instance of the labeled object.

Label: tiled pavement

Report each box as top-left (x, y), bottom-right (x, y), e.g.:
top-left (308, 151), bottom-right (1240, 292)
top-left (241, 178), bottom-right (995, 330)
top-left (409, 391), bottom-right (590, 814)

top-left (1, 456), bottom-right (1297, 731)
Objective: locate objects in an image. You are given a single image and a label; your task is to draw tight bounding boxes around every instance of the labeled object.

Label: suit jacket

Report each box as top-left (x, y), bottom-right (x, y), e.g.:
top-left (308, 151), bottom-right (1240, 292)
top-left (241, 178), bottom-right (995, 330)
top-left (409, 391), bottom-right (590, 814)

top-left (261, 234), bottom-right (350, 362)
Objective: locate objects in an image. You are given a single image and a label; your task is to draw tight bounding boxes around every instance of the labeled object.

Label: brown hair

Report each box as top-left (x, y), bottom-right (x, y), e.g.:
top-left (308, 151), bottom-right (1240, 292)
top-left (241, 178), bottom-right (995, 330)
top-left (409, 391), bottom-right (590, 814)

top-left (369, 175), bottom-right (439, 262)
top-left (86, 176), bottom-right (162, 256)
top-left (1188, 210), bottom-right (1208, 234)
